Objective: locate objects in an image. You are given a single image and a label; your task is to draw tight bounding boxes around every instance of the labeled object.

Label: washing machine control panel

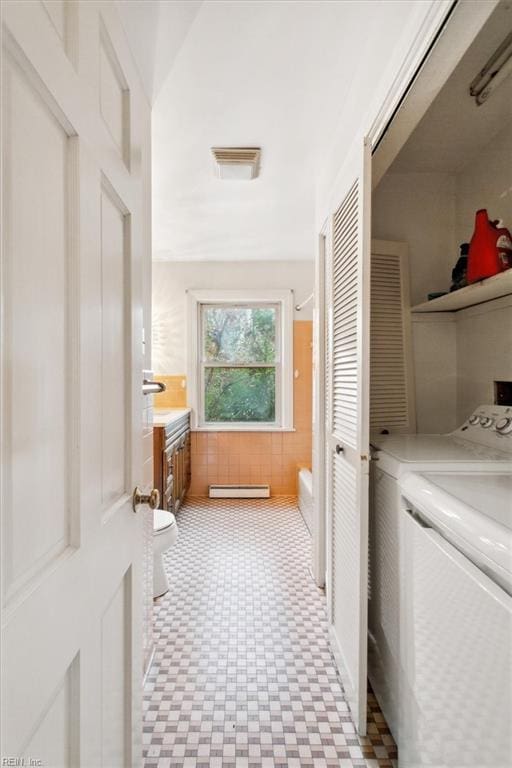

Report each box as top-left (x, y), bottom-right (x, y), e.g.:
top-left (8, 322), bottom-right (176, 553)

top-left (496, 417), bottom-right (512, 435)
top-left (454, 405), bottom-right (512, 452)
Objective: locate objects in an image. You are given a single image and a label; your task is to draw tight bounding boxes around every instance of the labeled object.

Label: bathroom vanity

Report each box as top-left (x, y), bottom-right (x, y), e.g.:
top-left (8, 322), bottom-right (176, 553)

top-left (153, 409), bottom-right (191, 513)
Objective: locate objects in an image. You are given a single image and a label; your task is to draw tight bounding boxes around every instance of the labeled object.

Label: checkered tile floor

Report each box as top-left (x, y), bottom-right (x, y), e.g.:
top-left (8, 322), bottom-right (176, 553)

top-left (143, 496), bottom-right (397, 767)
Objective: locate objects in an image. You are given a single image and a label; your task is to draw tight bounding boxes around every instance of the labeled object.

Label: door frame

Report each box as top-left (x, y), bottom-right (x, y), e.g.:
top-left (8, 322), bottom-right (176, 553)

top-left (312, 220), bottom-right (329, 588)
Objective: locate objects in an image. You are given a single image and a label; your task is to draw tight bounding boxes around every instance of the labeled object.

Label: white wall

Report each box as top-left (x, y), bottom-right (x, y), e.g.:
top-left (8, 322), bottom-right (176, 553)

top-left (411, 315), bottom-right (457, 433)
top-left (152, 260), bottom-right (314, 374)
top-left (455, 122), bottom-right (512, 247)
top-left (372, 172), bottom-right (457, 306)
top-left (407, 297), bottom-right (512, 434)
top-left (456, 297), bottom-right (512, 424)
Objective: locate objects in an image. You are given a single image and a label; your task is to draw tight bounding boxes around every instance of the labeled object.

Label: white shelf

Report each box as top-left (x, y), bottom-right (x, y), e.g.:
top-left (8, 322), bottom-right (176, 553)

top-left (411, 269), bottom-right (512, 313)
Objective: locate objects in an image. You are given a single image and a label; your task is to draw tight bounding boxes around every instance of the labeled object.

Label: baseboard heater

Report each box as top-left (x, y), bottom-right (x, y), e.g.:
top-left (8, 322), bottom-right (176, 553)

top-left (209, 484), bottom-right (270, 499)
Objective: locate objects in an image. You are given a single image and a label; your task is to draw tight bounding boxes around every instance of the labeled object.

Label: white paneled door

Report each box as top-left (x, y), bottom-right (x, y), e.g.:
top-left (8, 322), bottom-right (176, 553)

top-left (326, 139), bottom-right (371, 735)
top-left (1, 2), bottom-right (150, 765)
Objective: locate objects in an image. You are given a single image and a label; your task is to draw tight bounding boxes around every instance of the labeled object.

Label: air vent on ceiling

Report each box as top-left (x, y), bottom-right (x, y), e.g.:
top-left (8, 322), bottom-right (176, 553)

top-left (211, 147), bottom-right (261, 180)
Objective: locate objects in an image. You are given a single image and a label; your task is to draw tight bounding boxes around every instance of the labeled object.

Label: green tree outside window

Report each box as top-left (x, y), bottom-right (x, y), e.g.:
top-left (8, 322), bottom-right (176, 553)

top-left (202, 306), bottom-right (278, 423)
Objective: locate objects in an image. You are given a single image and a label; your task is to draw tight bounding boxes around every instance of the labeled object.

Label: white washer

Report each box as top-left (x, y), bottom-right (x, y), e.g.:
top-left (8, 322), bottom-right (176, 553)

top-left (371, 403), bottom-right (512, 478)
top-left (368, 405), bottom-right (512, 768)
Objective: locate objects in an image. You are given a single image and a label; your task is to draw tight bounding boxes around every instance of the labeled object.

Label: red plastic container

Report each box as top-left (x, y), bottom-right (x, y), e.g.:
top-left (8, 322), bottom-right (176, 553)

top-left (467, 209), bottom-right (511, 283)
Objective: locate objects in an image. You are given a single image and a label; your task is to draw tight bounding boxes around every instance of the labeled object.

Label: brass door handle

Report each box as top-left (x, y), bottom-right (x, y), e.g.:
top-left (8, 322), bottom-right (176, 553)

top-left (132, 486), bottom-right (160, 513)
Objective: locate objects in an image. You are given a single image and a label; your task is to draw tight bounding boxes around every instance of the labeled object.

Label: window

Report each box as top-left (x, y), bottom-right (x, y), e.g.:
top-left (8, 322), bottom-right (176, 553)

top-left (188, 290), bottom-right (294, 430)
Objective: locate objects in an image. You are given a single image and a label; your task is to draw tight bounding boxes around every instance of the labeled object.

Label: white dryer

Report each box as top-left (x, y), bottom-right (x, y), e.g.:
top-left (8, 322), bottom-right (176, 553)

top-left (368, 405), bottom-right (512, 768)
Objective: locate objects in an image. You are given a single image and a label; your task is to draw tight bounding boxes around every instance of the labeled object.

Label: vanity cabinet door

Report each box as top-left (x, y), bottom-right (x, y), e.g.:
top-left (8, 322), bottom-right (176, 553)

top-left (185, 432), bottom-right (192, 492)
top-left (154, 427), bottom-right (165, 508)
top-left (162, 446), bottom-right (174, 511)
top-left (159, 416), bottom-right (191, 513)
top-left (175, 433), bottom-right (189, 510)
top-left (174, 442), bottom-right (183, 511)
top-left (163, 443), bottom-right (176, 511)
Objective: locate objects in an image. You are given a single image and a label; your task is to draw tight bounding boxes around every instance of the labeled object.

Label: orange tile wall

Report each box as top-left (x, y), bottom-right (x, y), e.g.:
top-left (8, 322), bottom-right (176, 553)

top-left (189, 320), bottom-right (312, 496)
top-left (153, 375), bottom-right (188, 408)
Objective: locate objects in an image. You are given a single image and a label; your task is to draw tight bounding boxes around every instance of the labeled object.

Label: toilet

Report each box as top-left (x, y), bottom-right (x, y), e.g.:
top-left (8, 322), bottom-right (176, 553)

top-left (153, 509), bottom-right (178, 598)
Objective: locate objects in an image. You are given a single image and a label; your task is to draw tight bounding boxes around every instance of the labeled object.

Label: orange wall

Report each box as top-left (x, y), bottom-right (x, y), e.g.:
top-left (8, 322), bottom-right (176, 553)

top-left (153, 375), bottom-right (187, 408)
top-left (155, 320), bottom-right (312, 495)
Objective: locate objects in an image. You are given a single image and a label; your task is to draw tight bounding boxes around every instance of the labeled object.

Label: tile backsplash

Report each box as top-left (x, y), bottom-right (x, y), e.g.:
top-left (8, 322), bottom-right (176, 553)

top-left (153, 375), bottom-right (188, 408)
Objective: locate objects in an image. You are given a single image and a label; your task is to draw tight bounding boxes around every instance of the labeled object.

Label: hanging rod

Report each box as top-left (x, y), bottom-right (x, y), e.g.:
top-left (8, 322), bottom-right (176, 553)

top-left (295, 292), bottom-right (314, 311)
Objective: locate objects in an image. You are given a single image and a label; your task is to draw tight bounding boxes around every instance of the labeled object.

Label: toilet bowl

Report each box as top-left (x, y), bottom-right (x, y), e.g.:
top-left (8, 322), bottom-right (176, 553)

top-left (153, 509), bottom-right (178, 598)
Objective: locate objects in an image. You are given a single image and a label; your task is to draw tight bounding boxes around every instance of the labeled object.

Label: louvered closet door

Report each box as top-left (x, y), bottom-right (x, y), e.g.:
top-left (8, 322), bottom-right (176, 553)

top-left (326, 138), bottom-right (371, 736)
top-left (370, 240), bottom-right (416, 433)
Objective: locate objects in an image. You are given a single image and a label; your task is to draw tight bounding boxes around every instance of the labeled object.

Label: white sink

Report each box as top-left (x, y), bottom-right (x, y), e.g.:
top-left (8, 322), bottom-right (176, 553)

top-left (153, 408), bottom-right (191, 427)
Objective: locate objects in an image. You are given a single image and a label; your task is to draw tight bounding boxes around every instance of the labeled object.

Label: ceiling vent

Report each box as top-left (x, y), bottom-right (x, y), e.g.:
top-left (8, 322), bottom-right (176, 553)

top-left (211, 147), bottom-right (261, 180)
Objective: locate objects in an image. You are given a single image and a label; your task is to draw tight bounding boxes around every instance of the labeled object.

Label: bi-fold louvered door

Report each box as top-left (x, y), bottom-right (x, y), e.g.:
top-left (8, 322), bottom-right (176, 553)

top-left (326, 139), bottom-right (371, 735)
top-left (370, 240), bottom-right (416, 434)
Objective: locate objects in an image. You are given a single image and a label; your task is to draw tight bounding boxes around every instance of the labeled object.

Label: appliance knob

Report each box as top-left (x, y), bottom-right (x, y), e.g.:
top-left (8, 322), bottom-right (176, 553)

top-left (479, 416), bottom-right (494, 428)
top-left (468, 415), bottom-right (480, 425)
top-left (495, 417), bottom-right (512, 434)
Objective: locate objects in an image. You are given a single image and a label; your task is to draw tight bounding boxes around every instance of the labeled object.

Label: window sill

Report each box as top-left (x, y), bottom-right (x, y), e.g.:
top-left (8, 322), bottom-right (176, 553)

top-left (192, 425), bottom-right (296, 433)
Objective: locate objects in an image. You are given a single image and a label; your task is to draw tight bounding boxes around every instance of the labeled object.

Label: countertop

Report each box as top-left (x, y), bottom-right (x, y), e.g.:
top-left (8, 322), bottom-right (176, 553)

top-left (153, 408), bottom-right (191, 428)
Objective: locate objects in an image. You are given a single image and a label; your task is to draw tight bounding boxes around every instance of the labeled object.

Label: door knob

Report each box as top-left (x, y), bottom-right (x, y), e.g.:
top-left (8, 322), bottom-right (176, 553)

top-left (335, 444), bottom-right (344, 455)
top-left (132, 486), bottom-right (160, 513)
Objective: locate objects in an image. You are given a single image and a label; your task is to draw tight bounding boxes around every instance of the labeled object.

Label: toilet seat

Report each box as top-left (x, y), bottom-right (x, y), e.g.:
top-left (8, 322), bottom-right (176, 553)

top-left (152, 509), bottom-right (179, 599)
top-left (153, 509), bottom-right (176, 534)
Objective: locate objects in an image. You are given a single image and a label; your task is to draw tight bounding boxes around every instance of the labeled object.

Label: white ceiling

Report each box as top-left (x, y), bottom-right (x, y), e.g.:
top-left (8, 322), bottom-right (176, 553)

top-left (116, 0), bottom-right (203, 103)
top-left (120, 0), bottom-right (428, 262)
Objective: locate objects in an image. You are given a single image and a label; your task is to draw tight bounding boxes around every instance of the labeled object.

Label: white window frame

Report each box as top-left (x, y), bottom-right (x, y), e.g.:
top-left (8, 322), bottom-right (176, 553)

top-left (187, 289), bottom-right (294, 431)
